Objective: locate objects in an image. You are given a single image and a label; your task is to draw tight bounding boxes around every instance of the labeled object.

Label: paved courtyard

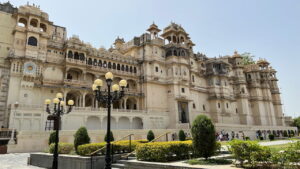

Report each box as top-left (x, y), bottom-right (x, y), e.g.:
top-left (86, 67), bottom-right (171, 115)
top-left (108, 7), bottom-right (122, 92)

top-left (0, 153), bottom-right (44, 169)
top-left (0, 140), bottom-right (295, 169)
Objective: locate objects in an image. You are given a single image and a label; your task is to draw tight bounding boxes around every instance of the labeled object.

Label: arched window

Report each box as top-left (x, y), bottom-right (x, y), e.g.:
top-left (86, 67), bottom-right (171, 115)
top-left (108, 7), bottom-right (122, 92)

top-left (98, 60), bottom-right (102, 67)
top-left (93, 59), bottom-right (97, 66)
top-left (125, 65), bottom-right (129, 72)
top-left (68, 51), bottom-right (73, 58)
top-left (79, 53), bottom-right (85, 61)
top-left (117, 64), bottom-right (120, 70)
top-left (130, 66), bottom-right (133, 72)
top-left (30, 18), bottom-right (38, 27)
top-left (174, 50), bottom-right (178, 56)
top-left (166, 50), bottom-right (172, 57)
top-left (134, 67), bottom-right (137, 73)
top-left (40, 23), bottom-right (47, 32)
top-left (88, 58), bottom-right (92, 65)
top-left (113, 63), bottom-right (116, 69)
top-left (28, 36), bottom-right (37, 46)
top-left (74, 52), bottom-right (79, 60)
top-left (121, 65), bottom-right (124, 71)
top-left (108, 62), bottom-right (111, 68)
top-left (18, 18), bottom-right (27, 27)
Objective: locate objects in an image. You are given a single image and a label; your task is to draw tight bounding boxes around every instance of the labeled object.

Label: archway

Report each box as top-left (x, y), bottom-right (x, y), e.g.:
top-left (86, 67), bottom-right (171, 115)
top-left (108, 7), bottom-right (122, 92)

top-left (126, 97), bottom-right (137, 110)
top-left (85, 93), bottom-right (94, 107)
top-left (118, 117), bottom-right (130, 129)
top-left (102, 116), bottom-right (117, 129)
top-left (132, 117), bottom-right (143, 129)
top-left (86, 116), bottom-right (101, 130)
top-left (66, 91), bottom-right (81, 107)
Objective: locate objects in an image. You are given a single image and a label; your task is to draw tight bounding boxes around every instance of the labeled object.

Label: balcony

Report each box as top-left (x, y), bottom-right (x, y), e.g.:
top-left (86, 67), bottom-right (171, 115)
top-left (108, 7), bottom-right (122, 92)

top-left (66, 58), bottom-right (86, 66)
top-left (13, 104), bottom-right (147, 114)
top-left (64, 79), bottom-right (92, 88)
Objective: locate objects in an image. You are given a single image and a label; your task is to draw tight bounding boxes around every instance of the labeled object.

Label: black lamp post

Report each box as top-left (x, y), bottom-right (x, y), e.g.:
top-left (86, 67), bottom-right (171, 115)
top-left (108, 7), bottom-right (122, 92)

top-left (44, 93), bottom-right (74, 169)
top-left (92, 72), bottom-right (127, 169)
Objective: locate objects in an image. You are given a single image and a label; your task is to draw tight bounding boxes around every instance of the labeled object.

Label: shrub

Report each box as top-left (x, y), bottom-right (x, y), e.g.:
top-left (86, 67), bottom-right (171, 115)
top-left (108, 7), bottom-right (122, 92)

top-left (77, 140), bottom-right (148, 156)
top-left (268, 134), bottom-right (275, 141)
top-left (271, 142), bottom-right (300, 167)
top-left (104, 131), bottom-right (114, 142)
top-left (245, 137), bottom-right (250, 140)
top-left (191, 115), bottom-right (216, 159)
top-left (136, 141), bottom-right (193, 162)
top-left (290, 130), bottom-right (295, 137)
top-left (228, 140), bottom-right (263, 166)
top-left (74, 127), bottom-right (90, 153)
top-left (250, 146), bottom-right (272, 168)
top-left (260, 136), bottom-right (264, 140)
top-left (48, 131), bottom-right (56, 145)
top-left (179, 130), bottom-right (186, 141)
top-left (283, 131), bottom-right (288, 137)
top-left (147, 130), bottom-right (155, 142)
top-left (49, 143), bottom-right (73, 154)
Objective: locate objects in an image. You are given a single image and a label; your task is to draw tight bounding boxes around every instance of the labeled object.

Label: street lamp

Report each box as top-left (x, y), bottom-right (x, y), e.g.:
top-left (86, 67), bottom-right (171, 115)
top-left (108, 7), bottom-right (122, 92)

top-left (92, 72), bottom-right (127, 169)
top-left (44, 93), bottom-right (74, 169)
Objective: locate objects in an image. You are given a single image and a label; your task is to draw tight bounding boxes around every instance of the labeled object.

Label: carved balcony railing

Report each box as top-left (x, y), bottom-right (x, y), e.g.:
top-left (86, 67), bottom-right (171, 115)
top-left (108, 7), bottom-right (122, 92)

top-left (64, 79), bottom-right (92, 88)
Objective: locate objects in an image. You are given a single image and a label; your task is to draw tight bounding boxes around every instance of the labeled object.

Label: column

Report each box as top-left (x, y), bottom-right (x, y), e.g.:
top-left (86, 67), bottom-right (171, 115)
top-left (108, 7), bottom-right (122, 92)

top-left (129, 117), bottom-right (133, 129)
top-left (82, 93), bottom-right (86, 107)
top-left (124, 98), bottom-right (127, 109)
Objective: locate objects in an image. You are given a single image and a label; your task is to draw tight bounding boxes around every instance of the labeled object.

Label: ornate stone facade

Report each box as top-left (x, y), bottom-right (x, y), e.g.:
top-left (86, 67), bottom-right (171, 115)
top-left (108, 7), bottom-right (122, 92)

top-left (0, 3), bottom-right (295, 134)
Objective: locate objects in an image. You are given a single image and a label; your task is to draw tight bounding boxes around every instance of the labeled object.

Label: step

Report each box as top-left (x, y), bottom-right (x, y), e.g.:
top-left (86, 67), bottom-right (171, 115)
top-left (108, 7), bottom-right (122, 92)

top-left (111, 163), bottom-right (125, 169)
top-left (117, 160), bottom-right (128, 164)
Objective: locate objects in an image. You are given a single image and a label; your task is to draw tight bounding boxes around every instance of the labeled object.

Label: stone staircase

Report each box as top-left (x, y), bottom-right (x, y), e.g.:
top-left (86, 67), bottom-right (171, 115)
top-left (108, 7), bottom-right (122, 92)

top-left (0, 68), bottom-right (10, 126)
top-left (112, 157), bottom-right (136, 169)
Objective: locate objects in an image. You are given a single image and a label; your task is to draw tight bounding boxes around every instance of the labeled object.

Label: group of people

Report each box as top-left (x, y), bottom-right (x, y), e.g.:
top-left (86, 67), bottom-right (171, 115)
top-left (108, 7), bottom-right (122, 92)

top-left (216, 131), bottom-right (245, 141)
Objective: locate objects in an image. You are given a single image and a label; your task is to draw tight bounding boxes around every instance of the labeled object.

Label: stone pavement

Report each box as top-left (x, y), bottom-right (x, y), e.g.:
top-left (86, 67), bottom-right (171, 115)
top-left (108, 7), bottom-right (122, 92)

top-left (0, 140), bottom-right (296, 169)
top-left (0, 153), bottom-right (44, 169)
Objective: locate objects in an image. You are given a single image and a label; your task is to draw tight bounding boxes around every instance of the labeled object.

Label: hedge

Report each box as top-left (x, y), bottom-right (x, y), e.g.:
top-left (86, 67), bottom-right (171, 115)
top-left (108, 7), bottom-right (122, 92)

top-left (136, 141), bottom-right (194, 162)
top-left (77, 140), bottom-right (147, 156)
top-left (49, 143), bottom-right (74, 154)
top-left (229, 140), bottom-right (300, 168)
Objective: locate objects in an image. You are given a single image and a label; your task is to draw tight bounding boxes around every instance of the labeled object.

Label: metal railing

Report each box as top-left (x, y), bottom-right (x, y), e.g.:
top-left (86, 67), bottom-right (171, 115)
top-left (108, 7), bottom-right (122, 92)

top-left (122, 131), bottom-right (171, 159)
top-left (89, 133), bottom-right (134, 156)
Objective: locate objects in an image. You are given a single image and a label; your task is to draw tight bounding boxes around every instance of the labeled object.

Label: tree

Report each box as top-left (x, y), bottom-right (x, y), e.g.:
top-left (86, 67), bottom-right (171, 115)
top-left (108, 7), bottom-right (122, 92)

top-left (293, 116), bottom-right (300, 131)
top-left (74, 127), bottom-right (90, 153)
top-left (104, 131), bottom-right (115, 142)
top-left (241, 52), bottom-right (255, 65)
top-left (178, 130), bottom-right (186, 141)
top-left (147, 130), bottom-right (155, 142)
top-left (191, 115), bottom-right (216, 160)
top-left (48, 131), bottom-right (56, 145)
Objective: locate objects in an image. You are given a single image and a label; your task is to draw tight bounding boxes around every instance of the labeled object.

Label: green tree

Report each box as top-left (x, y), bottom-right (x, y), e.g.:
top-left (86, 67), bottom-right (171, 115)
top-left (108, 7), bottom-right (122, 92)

top-left (48, 131), bottom-right (56, 145)
top-left (293, 116), bottom-right (300, 131)
top-left (191, 115), bottom-right (216, 160)
top-left (104, 131), bottom-right (115, 142)
top-left (241, 52), bottom-right (255, 65)
top-left (178, 130), bottom-right (186, 141)
top-left (147, 130), bottom-right (155, 142)
top-left (74, 127), bottom-right (90, 153)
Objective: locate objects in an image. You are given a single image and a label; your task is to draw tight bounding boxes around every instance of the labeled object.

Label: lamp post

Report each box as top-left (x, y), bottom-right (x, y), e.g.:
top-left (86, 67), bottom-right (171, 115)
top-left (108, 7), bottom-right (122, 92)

top-left (44, 93), bottom-right (74, 169)
top-left (92, 72), bottom-right (127, 169)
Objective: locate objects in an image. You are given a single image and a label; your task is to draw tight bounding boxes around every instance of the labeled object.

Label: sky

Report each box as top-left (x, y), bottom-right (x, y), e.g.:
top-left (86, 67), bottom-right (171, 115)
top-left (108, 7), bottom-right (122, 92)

top-left (3, 0), bottom-right (300, 118)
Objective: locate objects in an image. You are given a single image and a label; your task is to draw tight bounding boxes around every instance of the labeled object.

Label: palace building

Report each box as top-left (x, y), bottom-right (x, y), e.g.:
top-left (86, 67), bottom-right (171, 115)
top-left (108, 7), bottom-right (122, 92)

top-left (0, 2), bottom-right (296, 136)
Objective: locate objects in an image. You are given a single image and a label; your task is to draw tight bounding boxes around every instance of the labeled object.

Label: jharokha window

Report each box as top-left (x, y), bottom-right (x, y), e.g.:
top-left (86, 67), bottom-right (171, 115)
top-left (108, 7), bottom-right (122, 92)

top-left (28, 36), bottom-right (37, 46)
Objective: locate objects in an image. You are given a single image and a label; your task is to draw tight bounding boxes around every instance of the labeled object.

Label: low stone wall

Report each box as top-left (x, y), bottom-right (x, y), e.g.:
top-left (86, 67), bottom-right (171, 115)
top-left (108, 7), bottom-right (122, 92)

top-left (29, 153), bottom-right (122, 169)
top-left (7, 125), bottom-right (298, 153)
top-left (124, 160), bottom-right (202, 169)
top-left (8, 129), bottom-right (178, 153)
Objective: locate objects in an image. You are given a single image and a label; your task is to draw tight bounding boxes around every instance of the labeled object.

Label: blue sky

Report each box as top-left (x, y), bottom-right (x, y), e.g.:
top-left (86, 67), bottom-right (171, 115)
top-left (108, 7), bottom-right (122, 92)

top-left (4, 0), bottom-right (300, 118)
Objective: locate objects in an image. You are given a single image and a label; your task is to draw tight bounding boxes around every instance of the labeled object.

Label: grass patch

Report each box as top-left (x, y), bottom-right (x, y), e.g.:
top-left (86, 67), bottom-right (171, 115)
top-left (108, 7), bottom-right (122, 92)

top-left (187, 158), bottom-right (232, 165)
top-left (264, 143), bottom-right (294, 153)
